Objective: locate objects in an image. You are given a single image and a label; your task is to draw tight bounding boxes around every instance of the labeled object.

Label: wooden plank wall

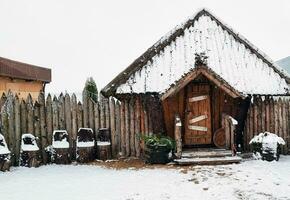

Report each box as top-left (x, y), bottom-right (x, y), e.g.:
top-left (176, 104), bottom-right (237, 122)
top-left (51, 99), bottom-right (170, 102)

top-left (0, 92), bottom-right (157, 166)
top-left (244, 96), bottom-right (290, 154)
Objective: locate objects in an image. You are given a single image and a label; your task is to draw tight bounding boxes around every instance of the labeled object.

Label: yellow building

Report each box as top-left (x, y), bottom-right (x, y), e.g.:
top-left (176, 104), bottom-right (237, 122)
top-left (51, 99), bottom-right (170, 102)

top-left (0, 57), bottom-right (51, 100)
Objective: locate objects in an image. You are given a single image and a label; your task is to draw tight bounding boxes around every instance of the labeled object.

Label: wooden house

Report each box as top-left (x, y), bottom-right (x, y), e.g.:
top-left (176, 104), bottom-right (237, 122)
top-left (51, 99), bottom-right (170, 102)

top-left (0, 57), bottom-right (51, 100)
top-left (102, 9), bottom-right (290, 154)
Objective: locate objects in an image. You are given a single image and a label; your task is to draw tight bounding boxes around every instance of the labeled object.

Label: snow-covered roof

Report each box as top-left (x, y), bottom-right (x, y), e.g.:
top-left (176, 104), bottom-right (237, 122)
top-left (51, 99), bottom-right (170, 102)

top-left (102, 9), bottom-right (290, 97)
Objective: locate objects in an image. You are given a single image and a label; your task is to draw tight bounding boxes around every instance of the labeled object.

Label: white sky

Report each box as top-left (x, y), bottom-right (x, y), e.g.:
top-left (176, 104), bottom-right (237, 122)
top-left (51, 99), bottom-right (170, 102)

top-left (1, 0), bottom-right (290, 94)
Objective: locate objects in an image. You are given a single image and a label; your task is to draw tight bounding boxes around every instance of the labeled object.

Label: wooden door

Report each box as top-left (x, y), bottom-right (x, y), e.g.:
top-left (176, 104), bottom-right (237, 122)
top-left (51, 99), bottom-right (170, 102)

top-left (184, 84), bottom-right (212, 145)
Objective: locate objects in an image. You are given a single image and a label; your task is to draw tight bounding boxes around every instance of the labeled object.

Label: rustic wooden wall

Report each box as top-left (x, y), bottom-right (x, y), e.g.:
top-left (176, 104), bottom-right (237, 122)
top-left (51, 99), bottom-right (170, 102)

top-left (0, 92), bottom-right (165, 166)
top-left (244, 96), bottom-right (290, 154)
top-left (0, 76), bottom-right (44, 100)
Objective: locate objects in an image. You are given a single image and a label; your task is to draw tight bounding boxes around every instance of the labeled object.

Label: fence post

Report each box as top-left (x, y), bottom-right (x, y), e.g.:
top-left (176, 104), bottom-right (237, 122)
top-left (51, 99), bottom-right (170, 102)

top-left (14, 95), bottom-right (21, 166)
top-left (109, 98), bottom-right (116, 157)
top-left (46, 94), bottom-right (53, 145)
top-left (64, 93), bottom-right (72, 146)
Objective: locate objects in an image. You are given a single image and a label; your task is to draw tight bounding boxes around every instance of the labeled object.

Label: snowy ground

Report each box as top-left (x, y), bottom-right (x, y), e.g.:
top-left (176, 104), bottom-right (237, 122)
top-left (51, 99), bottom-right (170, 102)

top-left (1, 156), bottom-right (290, 200)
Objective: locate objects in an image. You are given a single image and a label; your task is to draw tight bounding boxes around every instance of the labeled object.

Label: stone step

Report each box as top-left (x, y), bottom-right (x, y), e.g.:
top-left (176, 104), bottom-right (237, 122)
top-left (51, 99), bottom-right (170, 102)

top-left (182, 149), bottom-right (233, 158)
top-left (174, 156), bottom-right (242, 165)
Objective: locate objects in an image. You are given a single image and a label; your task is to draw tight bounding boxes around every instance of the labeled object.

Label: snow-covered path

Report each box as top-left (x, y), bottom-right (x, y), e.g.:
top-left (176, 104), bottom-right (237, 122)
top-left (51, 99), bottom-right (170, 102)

top-left (1, 156), bottom-right (290, 200)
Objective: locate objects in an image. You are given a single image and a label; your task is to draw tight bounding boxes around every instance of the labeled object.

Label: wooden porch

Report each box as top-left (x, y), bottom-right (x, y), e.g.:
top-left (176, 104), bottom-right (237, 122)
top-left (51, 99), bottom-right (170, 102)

top-left (174, 112), bottom-right (241, 165)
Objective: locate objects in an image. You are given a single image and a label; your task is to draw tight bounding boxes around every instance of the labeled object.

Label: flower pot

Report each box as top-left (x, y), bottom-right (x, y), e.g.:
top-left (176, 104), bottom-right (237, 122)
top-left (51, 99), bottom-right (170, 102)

top-left (144, 144), bottom-right (171, 164)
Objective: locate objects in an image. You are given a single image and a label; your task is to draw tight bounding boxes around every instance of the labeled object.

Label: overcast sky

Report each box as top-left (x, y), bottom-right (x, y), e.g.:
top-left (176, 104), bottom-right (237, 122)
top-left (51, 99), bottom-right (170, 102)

top-left (1, 0), bottom-right (290, 94)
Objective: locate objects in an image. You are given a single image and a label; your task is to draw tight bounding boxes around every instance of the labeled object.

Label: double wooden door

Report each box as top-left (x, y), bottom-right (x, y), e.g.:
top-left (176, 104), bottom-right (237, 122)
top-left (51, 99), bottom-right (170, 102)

top-left (184, 84), bottom-right (212, 145)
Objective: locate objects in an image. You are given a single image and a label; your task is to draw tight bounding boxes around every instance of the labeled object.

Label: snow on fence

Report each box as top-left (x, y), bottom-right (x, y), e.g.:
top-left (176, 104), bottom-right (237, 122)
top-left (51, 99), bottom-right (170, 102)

top-left (244, 96), bottom-right (290, 154)
top-left (0, 91), bottom-right (151, 166)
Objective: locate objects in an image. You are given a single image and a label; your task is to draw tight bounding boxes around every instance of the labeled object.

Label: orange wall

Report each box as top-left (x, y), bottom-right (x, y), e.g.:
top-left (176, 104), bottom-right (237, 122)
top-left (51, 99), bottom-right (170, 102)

top-left (0, 76), bottom-right (44, 100)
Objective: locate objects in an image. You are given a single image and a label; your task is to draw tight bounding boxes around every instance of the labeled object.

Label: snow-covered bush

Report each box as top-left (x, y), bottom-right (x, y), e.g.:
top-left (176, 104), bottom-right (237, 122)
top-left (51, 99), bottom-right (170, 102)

top-left (249, 132), bottom-right (285, 161)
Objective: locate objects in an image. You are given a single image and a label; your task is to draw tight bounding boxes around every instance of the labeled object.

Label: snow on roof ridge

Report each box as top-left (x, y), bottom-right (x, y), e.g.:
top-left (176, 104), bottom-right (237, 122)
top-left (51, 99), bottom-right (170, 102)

top-left (156, 8), bottom-right (290, 81)
top-left (102, 8), bottom-right (290, 96)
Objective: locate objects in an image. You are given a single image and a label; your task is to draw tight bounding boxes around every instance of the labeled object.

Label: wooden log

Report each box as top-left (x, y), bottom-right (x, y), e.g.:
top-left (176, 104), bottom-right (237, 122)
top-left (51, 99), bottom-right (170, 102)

top-left (0, 93), bottom-right (7, 110)
top-left (282, 99), bottom-right (287, 154)
top-left (94, 102), bottom-right (100, 139)
top-left (256, 96), bottom-right (262, 133)
top-left (277, 98), bottom-right (283, 152)
top-left (52, 96), bottom-right (59, 131)
top-left (88, 99), bottom-right (94, 130)
top-left (134, 97), bottom-right (141, 157)
top-left (115, 101), bottom-right (121, 156)
top-left (82, 89), bottom-right (89, 128)
top-left (77, 102), bottom-right (83, 131)
top-left (120, 100), bottom-right (126, 157)
top-left (20, 100), bottom-right (27, 134)
top-left (269, 97), bottom-right (275, 133)
top-left (174, 115), bottom-right (182, 159)
top-left (1, 112), bottom-right (9, 150)
top-left (245, 109), bottom-right (250, 151)
top-left (53, 148), bottom-right (71, 164)
top-left (14, 95), bottom-right (21, 166)
top-left (265, 97), bottom-right (270, 131)
top-left (97, 141), bottom-right (111, 161)
top-left (144, 109), bottom-right (149, 136)
top-left (27, 94), bottom-right (34, 134)
top-left (58, 94), bottom-right (65, 130)
top-left (105, 98), bottom-right (110, 129)
top-left (7, 95), bottom-right (15, 165)
top-left (125, 99), bottom-right (130, 157)
top-left (46, 94), bottom-right (53, 145)
top-left (71, 94), bottom-right (78, 142)
top-left (33, 102), bottom-right (41, 152)
top-left (249, 103), bottom-right (254, 147)
top-left (100, 97), bottom-right (105, 128)
top-left (38, 93), bottom-right (47, 164)
top-left (129, 97), bottom-right (135, 157)
top-left (64, 94), bottom-right (72, 146)
top-left (278, 98), bottom-right (283, 137)
top-left (109, 98), bottom-right (117, 158)
top-left (76, 147), bottom-right (95, 163)
top-left (274, 98), bottom-right (279, 134)
top-left (222, 114), bottom-right (231, 150)
top-left (261, 97), bottom-right (266, 131)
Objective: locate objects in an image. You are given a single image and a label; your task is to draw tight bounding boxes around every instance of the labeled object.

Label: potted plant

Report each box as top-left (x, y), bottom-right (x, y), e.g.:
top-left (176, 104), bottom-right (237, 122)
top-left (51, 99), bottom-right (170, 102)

top-left (141, 134), bottom-right (175, 164)
top-left (249, 132), bottom-right (285, 161)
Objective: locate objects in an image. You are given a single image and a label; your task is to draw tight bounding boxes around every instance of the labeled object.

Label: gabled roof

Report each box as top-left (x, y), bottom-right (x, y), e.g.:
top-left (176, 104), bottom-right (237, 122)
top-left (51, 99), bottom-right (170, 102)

top-left (0, 57), bottom-right (51, 83)
top-left (102, 9), bottom-right (290, 97)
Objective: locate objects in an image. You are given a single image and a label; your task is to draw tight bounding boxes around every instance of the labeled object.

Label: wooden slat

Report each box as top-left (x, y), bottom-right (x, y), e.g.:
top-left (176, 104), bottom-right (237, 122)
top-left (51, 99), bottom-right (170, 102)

top-left (58, 94), bottom-right (65, 130)
top-left (115, 101), bottom-right (121, 156)
top-left (14, 95), bottom-right (21, 166)
top-left (129, 98), bottom-right (135, 157)
top-left (27, 94), bottom-right (34, 134)
top-left (82, 90), bottom-right (89, 128)
top-left (39, 93), bottom-right (47, 164)
top-left (120, 100), bottom-right (126, 157)
top-left (134, 97), bottom-right (141, 158)
top-left (64, 93), bottom-right (72, 146)
top-left (109, 98), bottom-right (117, 157)
top-left (189, 114), bottom-right (207, 124)
top-left (52, 96), bottom-right (59, 131)
top-left (71, 94), bottom-right (78, 141)
top-left (46, 94), bottom-right (53, 145)
top-left (188, 125), bottom-right (207, 131)
top-left (93, 102), bottom-right (100, 138)
top-left (189, 95), bottom-right (207, 102)
top-left (124, 99), bottom-right (130, 157)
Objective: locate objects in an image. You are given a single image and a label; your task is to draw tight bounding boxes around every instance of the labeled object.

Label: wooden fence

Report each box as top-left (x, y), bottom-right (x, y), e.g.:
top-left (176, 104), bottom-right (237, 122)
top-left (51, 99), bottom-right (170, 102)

top-left (0, 91), bottom-right (154, 166)
top-left (244, 96), bottom-right (290, 154)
